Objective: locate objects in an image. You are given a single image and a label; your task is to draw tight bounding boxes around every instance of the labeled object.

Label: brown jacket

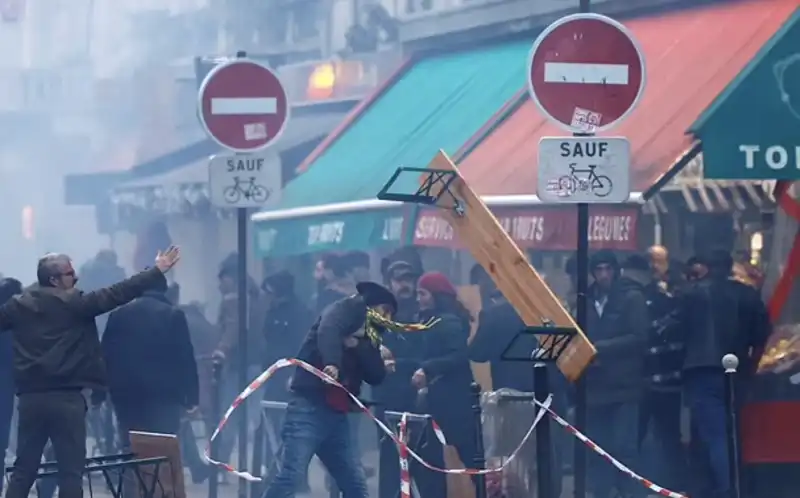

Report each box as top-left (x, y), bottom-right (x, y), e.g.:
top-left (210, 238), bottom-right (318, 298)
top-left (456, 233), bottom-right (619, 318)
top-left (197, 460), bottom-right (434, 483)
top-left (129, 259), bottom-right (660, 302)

top-left (216, 280), bottom-right (268, 366)
top-left (0, 268), bottom-right (166, 393)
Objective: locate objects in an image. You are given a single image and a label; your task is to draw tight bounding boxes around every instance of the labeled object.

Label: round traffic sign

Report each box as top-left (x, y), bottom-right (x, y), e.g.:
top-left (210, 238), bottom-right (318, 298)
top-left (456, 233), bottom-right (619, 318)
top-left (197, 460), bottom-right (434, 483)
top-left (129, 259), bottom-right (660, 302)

top-left (198, 59), bottom-right (290, 153)
top-left (527, 13), bottom-right (645, 133)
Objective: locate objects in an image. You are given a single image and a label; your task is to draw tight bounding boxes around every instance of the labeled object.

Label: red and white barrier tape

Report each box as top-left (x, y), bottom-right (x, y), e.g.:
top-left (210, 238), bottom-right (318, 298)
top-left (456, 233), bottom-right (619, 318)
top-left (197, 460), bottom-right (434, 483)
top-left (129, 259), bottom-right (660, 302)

top-left (398, 413), bottom-right (411, 498)
top-left (204, 358), bottom-right (687, 498)
top-left (203, 358), bottom-right (548, 479)
top-left (532, 398), bottom-right (687, 498)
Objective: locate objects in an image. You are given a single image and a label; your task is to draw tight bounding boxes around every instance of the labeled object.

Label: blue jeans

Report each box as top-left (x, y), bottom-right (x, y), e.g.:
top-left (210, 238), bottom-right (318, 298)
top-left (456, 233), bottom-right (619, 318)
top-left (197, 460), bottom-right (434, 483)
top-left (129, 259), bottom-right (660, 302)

top-left (586, 401), bottom-right (639, 498)
top-left (263, 395), bottom-right (367, 498)
top-left (683, 369), bottom-right (730, 498)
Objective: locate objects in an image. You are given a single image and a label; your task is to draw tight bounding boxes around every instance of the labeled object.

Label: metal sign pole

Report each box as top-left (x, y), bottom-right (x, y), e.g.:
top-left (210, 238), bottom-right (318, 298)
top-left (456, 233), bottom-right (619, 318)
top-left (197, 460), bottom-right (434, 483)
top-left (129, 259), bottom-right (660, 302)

top-left (233, 50), bottom-right (250, 498)
top-left (574, 1), bottom-right (591, 494)
top-left (199, 44), bottom-right (287, 498)
top-left (236, 205), bottom-right (249, 498)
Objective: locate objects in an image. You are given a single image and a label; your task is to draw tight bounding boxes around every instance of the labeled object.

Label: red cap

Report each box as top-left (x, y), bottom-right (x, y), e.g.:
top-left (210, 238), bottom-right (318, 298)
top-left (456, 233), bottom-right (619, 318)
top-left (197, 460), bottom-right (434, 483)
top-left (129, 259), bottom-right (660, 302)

top-left (417, 271), bottom-right (457, 296)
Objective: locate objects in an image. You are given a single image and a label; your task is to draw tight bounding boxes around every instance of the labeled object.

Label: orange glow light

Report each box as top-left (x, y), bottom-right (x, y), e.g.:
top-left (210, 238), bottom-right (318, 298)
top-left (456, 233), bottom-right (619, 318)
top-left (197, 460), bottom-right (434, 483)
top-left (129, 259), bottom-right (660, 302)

top-left (307, 63), bottom-right (336, 100)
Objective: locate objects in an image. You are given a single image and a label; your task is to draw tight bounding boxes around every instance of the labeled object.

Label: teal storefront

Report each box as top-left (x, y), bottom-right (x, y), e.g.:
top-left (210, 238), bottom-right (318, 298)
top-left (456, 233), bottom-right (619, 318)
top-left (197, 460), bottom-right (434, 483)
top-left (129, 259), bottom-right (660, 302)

top-left (693, 7), bottom-right (800, 180)
top-left (252, 40), bottom-right (533, 257)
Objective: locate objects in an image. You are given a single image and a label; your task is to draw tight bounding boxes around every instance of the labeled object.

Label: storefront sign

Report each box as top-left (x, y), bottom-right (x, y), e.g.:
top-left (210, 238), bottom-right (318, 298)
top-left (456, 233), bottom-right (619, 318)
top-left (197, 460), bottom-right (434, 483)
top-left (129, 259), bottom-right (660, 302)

top-left (413, 205), bottom-right (638, 250)
top-left (255, 207), bottom-right (411, 257)
top-left (694, 11), bottom-right (800, 180)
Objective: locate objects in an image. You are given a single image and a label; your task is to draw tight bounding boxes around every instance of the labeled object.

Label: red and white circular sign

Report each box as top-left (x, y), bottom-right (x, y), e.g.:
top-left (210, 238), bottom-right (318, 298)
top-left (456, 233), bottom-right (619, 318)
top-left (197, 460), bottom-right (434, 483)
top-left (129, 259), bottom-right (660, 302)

top-left (527, 13), bottom-right (645, 133)
top-left (198, 59), bottom-right (290, 153)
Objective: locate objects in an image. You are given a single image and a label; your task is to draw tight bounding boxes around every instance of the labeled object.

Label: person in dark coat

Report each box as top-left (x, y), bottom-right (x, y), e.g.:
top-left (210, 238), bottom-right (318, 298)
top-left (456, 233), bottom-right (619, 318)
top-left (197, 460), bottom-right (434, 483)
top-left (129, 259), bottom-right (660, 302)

top-left (678, 249), bottom-right (770, 498)
top-left (0, 278), bottom-right (22, 495)
top-left (212, 254), bottom-right (269, 466)
top-left (639, 248), bottom-right (688, 492)
top-left (262, 282), bottom-right (398, 498)
top-left (377, 260), bottom-right (425, 498)
top-left (261, 270), bottom-right (313, 402)
top-left (468, 266), bottom-right (565, 498)
top-left (584, 252), bottom-right (649, 498)
top-left (0, 247), bottom-right (180, 498)
top-left (101, 275), bottom-right (200, 471)
top-left (377, 261), bottom-right (423, 406)
top-left (413, 272), bottom-right (477, 498)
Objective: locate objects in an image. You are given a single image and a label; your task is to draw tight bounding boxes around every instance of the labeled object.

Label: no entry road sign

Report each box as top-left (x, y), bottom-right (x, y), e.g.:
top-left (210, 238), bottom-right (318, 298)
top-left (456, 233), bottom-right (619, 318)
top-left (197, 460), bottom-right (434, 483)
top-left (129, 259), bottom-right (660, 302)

top-left (527, 13), bottom-right (645, 133)
top-left (198, 59), bottom-right (289, 153)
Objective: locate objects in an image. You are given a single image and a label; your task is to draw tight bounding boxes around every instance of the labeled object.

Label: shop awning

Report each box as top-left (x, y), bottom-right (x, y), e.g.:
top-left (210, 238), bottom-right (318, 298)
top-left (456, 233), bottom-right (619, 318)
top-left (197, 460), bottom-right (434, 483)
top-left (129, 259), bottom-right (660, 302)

top-left (113, 110), bottom-right (349, 193)
top-left (252, 41), bottom-right (533, 257)
top-left (450, 0), bottom-right (794, 212)
top-left (688, 3), bottom-right (800, 180)
top-left (657, 152), bottom-right (777, 212)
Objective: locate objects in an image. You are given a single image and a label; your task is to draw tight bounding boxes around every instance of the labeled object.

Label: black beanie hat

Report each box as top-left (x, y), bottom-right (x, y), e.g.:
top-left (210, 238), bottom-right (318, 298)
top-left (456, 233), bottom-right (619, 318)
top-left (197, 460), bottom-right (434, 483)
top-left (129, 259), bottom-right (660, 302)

top-left (590, 250), bottom-right (619, 271)
top-left (262, 270), bottom-right (295, 296)
top-left (356, 281), bottom-right (397, 313)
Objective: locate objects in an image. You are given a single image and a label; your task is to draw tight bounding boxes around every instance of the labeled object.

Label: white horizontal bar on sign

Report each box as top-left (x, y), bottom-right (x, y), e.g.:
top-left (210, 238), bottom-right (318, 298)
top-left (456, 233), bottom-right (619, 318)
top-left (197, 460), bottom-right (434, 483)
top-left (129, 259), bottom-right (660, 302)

top-left (544, 62), bottom-right (629, 85)
top-left (211, 97), bottom-right (277, 115)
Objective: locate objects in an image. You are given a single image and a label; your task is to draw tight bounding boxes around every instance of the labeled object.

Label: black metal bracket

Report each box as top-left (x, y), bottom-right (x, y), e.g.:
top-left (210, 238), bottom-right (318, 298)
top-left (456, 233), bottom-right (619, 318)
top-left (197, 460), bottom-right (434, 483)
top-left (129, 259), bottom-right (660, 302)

top-left (377, 167), bottom-right (465, 216)
top-left (500, 319), bottom-right (577, 363)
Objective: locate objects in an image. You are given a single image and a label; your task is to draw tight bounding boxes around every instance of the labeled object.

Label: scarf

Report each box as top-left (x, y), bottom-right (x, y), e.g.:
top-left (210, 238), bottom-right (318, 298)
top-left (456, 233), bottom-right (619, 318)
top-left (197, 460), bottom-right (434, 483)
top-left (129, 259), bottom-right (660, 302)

top-left (364, 308), bottom-right (440, 346)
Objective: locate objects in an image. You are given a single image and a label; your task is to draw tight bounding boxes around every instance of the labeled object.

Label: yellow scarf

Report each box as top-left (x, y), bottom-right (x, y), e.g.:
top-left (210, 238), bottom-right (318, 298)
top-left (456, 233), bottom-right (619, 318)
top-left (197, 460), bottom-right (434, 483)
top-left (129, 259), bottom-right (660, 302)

top-left (364, 308), bottom-right (440, 346)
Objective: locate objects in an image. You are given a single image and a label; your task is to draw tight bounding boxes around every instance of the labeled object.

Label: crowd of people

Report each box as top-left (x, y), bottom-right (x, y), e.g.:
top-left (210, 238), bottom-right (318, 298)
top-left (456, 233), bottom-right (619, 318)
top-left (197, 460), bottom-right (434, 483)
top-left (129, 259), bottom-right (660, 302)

top-left (293, 245), bottom-right (771, 498)
top-left (0, 240), bottom-right (771, 498)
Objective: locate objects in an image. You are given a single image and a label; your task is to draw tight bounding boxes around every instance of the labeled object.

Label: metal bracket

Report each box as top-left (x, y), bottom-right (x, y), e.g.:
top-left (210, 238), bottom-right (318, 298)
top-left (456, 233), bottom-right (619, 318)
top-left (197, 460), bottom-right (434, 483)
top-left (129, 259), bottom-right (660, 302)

top-left (377, 167), bottom-right (465, 216)
top-left (500, 319), bottom-right (577, 363)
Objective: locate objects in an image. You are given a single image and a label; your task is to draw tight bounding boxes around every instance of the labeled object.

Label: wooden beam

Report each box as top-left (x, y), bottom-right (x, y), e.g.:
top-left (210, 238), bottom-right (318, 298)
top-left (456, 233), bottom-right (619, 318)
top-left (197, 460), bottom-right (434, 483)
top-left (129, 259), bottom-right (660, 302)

top-left (420, 150), bottom-right (596, 381)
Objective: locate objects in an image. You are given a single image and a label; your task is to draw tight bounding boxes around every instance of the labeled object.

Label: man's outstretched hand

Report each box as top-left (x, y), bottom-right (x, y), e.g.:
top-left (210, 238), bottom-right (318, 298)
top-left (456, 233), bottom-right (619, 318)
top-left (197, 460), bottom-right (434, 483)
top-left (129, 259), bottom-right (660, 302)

top-left (155, 246), bottom-right (181, 273)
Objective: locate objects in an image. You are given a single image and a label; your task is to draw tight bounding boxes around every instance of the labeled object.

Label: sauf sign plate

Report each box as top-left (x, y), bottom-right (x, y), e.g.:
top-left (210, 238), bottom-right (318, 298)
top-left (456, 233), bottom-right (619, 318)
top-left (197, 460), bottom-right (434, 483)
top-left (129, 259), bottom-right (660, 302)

top-left (537, 137), bottom-right (631, 203)
top-left (208, 152), bottom-right (282, 208)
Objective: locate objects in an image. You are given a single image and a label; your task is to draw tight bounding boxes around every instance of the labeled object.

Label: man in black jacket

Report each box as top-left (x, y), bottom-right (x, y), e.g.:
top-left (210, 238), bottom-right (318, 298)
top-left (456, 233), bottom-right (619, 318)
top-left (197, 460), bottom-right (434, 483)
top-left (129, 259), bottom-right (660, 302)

top-left (263, 282), bottom-right (393, 498)
top-left (0, 246), bottom-right (180, 498)
top-left (585, 253), bottom-right (649, 498)
top-left (376, 260), bottom-right (423, 498)
top-left (102, 277), bottom-right (199, 436)
top-left (639, 247), bottom-right (687, 492)
top-left (261, 270), bottom-right (313, 402)
top-left (679, 249), bottom-right (770, 498)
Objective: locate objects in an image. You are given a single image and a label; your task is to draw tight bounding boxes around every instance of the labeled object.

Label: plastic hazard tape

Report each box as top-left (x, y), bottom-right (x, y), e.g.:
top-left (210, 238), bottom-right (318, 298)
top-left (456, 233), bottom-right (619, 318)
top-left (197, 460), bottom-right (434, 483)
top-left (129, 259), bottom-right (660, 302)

top-left (398, 413), bottom-right (411, 498)
top-left (204, 358), bottom-right (549, 480)
top-left (532, 398), bottom-right (687, 498)
top-left (205, 358), bottom-right (686, 498)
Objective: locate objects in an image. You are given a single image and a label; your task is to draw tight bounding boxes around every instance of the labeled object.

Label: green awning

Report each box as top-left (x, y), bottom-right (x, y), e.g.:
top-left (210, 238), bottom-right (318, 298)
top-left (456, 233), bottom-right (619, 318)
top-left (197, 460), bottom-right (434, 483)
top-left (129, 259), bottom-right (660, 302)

top-left (690, 7), bottom-right (800, 180)
top-left (254, 40), bottom-right (531, 256)
top-left (254, 206), bottom-right (411, 257)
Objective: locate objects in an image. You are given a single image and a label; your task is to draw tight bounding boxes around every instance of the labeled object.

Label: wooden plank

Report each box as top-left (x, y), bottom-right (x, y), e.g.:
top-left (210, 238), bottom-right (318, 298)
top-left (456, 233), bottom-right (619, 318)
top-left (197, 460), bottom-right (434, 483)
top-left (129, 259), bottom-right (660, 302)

top-left (420, 150), bottom-right (596, 381)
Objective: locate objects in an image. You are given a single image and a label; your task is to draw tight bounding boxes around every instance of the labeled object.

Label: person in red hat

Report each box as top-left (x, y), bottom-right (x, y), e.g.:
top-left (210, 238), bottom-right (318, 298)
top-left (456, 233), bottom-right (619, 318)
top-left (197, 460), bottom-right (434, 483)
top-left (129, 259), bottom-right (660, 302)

top-left (413, 271), bottom-right (478, 497)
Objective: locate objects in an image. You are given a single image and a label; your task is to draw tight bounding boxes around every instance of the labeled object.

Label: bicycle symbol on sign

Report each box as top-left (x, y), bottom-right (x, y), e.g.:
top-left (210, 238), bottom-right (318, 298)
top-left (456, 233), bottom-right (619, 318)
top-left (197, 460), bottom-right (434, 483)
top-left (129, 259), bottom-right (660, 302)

top-left (223, 176), bottom-right (271, 204)
top-left (557, 163), bottom-right (613, 198)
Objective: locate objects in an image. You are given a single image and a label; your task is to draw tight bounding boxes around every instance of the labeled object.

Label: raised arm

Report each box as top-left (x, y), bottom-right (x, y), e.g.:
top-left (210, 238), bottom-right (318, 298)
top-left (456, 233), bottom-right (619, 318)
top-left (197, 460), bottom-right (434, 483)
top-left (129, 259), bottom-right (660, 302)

top-left (77, 246), bottom-right (180, 318)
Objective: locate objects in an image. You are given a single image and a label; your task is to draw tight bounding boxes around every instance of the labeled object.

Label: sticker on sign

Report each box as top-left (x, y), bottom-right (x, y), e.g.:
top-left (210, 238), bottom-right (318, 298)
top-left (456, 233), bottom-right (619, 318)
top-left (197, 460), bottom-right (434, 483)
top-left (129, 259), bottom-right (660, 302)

top-left (537, 137), bottom-right (631, 204)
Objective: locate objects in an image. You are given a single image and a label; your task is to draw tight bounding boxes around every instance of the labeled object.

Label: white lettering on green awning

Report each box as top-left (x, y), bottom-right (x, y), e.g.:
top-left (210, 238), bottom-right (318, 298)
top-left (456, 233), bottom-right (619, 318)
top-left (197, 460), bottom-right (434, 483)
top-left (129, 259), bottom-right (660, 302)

top-left (740, 145), bottom-right (800, 170)
top-left (308, 221), bottom-right (345, 246)
top-left (382, 217), bottom-right (404, 241)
